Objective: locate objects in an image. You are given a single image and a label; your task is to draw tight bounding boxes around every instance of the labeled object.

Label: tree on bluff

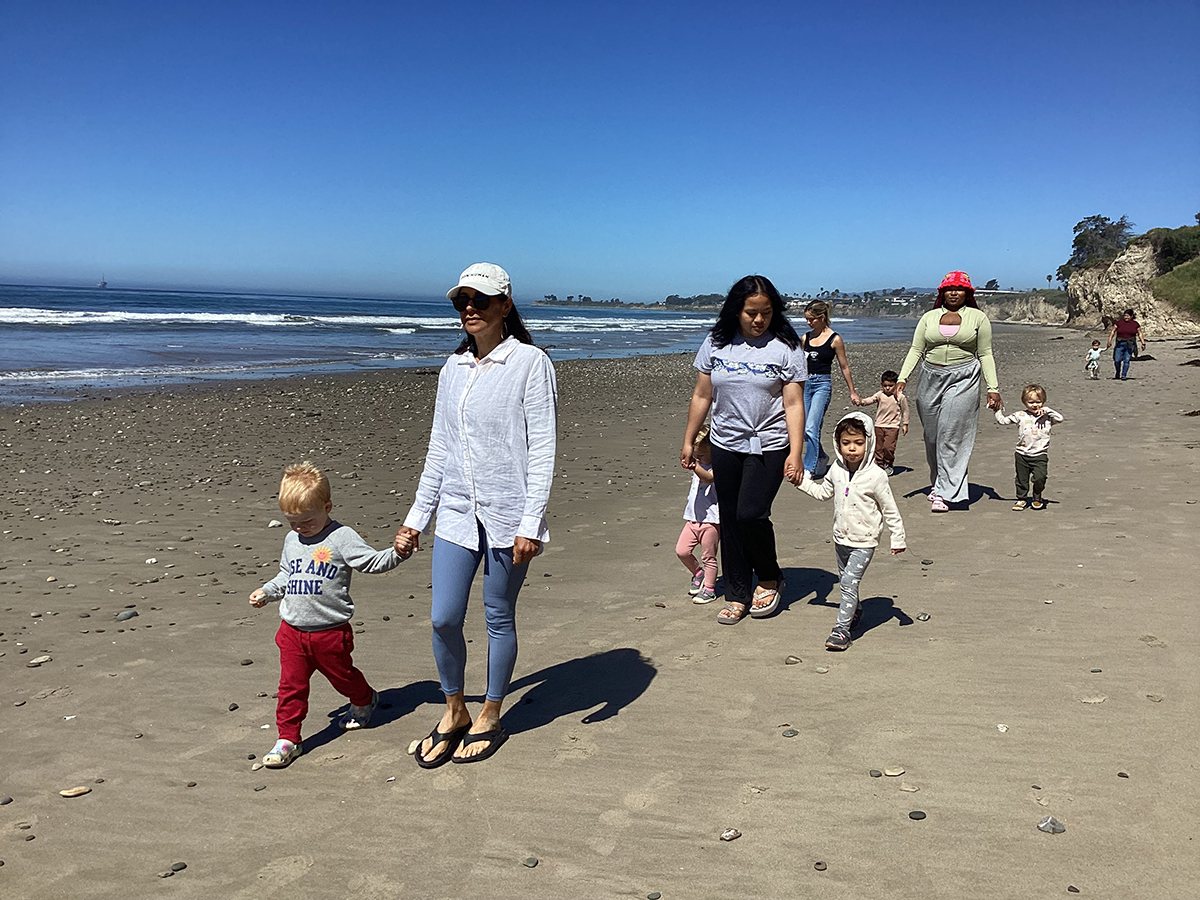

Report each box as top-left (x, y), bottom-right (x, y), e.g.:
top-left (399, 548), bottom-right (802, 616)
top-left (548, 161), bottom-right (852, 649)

top-left (984, 279), bottom-right (1000, 290)
top-left (1056, 214), bottom-right (1135, 283)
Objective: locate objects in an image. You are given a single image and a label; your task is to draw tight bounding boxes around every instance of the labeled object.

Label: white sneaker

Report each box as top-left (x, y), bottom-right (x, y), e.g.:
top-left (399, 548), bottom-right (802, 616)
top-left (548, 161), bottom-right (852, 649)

top-left (342, 690), bottom-right (378, 730)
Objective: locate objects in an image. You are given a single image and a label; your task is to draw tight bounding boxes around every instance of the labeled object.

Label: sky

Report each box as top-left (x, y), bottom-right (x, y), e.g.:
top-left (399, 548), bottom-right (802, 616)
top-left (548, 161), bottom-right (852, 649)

top-left (1, 0), bottom-right (1197, 302)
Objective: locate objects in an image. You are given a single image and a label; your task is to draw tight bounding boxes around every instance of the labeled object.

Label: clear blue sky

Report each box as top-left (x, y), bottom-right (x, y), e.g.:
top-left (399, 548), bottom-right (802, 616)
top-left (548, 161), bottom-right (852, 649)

top-left (2, 0), bottom-right (1197, 301)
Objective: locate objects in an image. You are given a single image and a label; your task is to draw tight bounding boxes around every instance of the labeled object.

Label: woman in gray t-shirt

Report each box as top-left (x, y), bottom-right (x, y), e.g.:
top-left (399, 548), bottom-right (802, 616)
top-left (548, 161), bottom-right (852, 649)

top-left (680, 275), bottom-right (807, 624)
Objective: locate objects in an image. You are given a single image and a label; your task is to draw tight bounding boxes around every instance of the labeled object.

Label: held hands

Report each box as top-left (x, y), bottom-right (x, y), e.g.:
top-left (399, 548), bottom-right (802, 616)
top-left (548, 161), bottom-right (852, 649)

top-left (248, 588), bottom-right (268, 608)
top-left (513, 536), bottom-right (541, 565)
top-left (849, 391), bottom-right (862, 405)
top-left (394, 526), bottom-right (420, 557)
top-left (680, 446), bottom-right (695, 470)
top-left (894, 380), bottom-right (906, 395)
top-left (986, 391), bottom-right (1003, 411)
top-left (783, 451), bottom-right (803, 486)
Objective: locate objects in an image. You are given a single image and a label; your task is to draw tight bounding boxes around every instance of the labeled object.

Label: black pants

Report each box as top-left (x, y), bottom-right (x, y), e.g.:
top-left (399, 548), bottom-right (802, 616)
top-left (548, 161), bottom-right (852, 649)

top-left (709, 443), bottom-right (789, 605)
top-left (1015, 452), bottom-right (1049, 498)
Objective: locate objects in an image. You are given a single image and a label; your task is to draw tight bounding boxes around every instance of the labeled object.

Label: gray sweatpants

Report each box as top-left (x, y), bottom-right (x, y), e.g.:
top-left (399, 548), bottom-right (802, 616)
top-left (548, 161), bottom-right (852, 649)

top-left (834, 543), bottom-right (875, 628)
top-left (914, 358), bottom-right (981, 503)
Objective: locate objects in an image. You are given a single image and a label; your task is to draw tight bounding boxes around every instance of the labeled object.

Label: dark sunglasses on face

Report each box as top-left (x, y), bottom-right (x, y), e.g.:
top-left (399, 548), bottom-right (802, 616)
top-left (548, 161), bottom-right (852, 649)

top-left (452, 293), bottom-right (501, 313)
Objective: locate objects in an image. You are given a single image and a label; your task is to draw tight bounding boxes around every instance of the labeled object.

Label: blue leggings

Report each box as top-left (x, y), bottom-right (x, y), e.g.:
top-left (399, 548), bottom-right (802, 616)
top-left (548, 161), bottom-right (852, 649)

top-left (431, 526), bottom-right (528, 702)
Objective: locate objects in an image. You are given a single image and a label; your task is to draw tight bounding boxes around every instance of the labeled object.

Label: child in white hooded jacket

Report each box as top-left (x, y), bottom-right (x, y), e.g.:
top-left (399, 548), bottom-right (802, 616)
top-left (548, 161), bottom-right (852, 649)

top-left (797, 411), bottom-right (906, 650)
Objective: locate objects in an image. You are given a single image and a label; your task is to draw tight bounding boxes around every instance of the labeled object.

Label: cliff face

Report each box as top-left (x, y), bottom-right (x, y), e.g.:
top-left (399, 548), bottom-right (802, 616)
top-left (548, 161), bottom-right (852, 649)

top-left (977, 296), bottom-right (1067, 325)
top-left (1067, 241), bottom-right (1200, 334)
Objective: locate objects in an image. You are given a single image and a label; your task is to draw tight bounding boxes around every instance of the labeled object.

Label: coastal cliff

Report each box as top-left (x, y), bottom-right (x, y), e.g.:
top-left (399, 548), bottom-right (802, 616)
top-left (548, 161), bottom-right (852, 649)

top-left (1066, 240), bottom-right (1200, 334)
top-left (976, 294), bottom-right (1067, 325)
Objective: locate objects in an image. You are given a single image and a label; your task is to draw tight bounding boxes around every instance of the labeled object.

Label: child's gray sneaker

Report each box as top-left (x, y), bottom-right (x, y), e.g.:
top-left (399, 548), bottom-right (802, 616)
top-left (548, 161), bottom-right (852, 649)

top-left (688, 570), bottom-right (704, 595)
top-left (825, 625), bottom-right (852, 651)
top-left (692, 586), bottom-right (718, 604)
top-left (342, 690), bottom-right (378, 730)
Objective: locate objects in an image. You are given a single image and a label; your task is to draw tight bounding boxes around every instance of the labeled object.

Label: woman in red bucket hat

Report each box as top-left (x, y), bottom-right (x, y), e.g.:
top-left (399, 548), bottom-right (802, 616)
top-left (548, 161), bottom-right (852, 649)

top-left (894, 272), bottom-right (1003, 511)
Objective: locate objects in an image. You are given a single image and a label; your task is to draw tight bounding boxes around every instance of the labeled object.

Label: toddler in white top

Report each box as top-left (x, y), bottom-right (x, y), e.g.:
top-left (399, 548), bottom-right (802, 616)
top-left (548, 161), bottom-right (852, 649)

top-left (1085, 340), bottom-right (1102, 379)
top-left (676, 427), bottom-right (720, 604)
top-left (994, 383), bottom-right (1064, 510)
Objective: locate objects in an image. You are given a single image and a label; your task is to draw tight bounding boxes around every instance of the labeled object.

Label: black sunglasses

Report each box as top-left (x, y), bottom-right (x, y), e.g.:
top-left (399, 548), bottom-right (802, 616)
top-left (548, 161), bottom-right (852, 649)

top-left (451, 293), bottom-right (502, 313)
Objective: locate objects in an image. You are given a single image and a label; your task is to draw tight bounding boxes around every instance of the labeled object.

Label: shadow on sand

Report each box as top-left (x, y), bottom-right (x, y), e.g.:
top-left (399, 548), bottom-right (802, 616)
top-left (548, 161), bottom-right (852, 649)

top-left (502, 647), bottom-right (657, 733)
top-left (903, 481), bottom-right (1003, 509)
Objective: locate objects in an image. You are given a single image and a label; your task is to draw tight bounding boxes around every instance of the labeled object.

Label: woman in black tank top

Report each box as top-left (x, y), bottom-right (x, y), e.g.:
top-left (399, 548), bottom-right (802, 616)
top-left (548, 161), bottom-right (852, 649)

top-left (801, 301), bottom-right (861, 474)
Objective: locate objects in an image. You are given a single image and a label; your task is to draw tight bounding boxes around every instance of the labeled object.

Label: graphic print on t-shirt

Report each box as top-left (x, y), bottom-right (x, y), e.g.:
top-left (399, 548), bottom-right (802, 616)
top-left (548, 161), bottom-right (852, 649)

top-left (285, 545), bottom-right (339, 596)
top-left (712, 358), bottom-right (783, 379)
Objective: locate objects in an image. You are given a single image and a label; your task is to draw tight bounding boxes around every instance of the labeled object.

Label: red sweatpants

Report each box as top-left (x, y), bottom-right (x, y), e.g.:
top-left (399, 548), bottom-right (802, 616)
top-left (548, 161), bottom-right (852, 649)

top-left (274, 620), bottom-right (374, 743)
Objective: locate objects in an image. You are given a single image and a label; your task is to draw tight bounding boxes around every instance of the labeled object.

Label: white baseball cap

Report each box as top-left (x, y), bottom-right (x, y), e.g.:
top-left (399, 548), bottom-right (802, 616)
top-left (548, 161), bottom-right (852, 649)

top-left (447, 262), bottom-right (511, 299)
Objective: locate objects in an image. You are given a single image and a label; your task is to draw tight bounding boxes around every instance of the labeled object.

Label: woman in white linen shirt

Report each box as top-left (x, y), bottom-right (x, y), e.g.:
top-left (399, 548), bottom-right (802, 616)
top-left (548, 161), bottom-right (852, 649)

top-left (395, 263), bottom-right (558, 766)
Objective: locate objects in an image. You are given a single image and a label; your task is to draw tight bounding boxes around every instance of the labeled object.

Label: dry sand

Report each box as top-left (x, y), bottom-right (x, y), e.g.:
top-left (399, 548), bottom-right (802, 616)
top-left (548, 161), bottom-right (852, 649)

top-left (2, 324), bottom-right (1198, 899)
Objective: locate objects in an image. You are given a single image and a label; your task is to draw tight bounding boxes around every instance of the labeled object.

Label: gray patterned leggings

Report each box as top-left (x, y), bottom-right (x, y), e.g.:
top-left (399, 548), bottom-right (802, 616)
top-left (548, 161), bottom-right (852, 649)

top-left (834, 544), bottom-right (875, 628)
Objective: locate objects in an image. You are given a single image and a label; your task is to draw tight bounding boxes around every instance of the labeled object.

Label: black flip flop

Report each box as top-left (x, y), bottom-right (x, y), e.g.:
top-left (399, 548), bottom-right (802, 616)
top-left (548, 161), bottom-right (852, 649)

top-left (451, 727), bottom-right (508, 764)
top-left (415, 722), bottom-right (471, 769)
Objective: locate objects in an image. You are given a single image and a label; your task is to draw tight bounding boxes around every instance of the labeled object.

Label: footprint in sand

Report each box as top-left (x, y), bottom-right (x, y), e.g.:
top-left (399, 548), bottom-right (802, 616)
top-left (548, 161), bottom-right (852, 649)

top-left (230, 855), bottom-right (313, 899)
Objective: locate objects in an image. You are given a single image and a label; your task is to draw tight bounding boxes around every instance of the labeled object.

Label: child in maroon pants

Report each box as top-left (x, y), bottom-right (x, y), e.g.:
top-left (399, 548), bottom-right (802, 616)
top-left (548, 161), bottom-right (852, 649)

top-left (854, 370), bottom-right (909, 475)
top-left (250, 462), bottom-right (409, 768)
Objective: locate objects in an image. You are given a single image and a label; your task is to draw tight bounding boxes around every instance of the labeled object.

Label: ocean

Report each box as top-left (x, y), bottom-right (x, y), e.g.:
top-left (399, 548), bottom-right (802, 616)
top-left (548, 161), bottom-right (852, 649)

top-left (0, 284), bottom-right (920, 404)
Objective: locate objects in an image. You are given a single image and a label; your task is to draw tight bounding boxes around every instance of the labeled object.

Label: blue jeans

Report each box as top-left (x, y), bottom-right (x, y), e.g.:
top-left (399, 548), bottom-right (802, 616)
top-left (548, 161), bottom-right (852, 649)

top-left (430, 523), bottom-right (528, 702)
top-left (1113, 342), bottom-right (1134, 378)
top-left (803, 374), bottom-right (832, 472)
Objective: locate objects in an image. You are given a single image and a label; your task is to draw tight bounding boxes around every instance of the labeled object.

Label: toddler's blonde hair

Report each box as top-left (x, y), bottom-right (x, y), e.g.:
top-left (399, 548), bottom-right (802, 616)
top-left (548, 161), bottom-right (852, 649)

top-left (1021, 384), bottom-right (1047, 403)
top-left (278, 461), bottom-right (331, 515)
top-left (693, 424), bottom-right (712, 455)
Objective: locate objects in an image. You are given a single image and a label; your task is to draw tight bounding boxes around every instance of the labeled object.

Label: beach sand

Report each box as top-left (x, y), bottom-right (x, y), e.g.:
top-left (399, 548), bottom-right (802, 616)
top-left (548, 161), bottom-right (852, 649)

top-left (2, 324), bottom-right (1198, 898)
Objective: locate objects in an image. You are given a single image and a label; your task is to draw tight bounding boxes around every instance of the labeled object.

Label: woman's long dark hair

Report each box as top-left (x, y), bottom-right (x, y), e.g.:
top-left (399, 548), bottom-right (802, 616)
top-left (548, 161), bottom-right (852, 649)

top-left (454, 300), bottom-right (534, 355)
top-left (710, 275), bottom-right (800, 349)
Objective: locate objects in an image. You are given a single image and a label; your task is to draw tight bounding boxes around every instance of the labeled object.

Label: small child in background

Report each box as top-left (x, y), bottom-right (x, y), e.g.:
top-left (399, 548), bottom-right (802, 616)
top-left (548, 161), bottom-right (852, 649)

top-left (250, 462), bottom-right (410, 768)
top-left (676, 426), bottom-right (720, 604)
top-left (854, 369), bottom-right (909, 475)
top-left (1085, 340), bottom-right (1102, 379)
top-left (797, 413), bottom-right (905, 651)
top-left (994, 385), bottom-right (1064, 511)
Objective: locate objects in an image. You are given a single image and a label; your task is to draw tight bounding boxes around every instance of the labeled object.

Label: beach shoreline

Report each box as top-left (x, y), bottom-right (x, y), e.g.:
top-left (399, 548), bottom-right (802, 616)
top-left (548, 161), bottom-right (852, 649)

top-left (2, 323), bottom-right (1198, 898)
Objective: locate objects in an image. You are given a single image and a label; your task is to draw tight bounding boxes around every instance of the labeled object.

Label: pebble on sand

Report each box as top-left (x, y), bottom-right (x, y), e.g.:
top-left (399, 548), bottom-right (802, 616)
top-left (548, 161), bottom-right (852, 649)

top-left (916, 613), bottom-right (931, 621)
top-left (1118, 771), bottom-right (1129, 778)
top-left (869, 769), bottom-right (882, 778)
top-left (26, 655), bottom-right (53, 668)
top-left (815, 666), bottom-right (829, 674)
top-left (170, 862), bottom-right (187, 872)
top-left (268, 520), bottom-right (284, 528)
top-left (884, 767), bottom-right (905, 776)
top-left (229, 703), bottom-right (239, 711)
top-left (781, 729), bottom-right (799, 738)
top-left (254, 785), bottom-right (266, 791)
top-left (0, 796), bottom-right (13, 805)
top-left (46, 576), bottom-right (57, 583)
top-left (648, 892), bottom-right (662, 899)
top-left (908, 810), bottom-right (926, 820)
top-left (784, 655), bottom-right (801, 665)
top-left (58, 786), bottom-right (92, 798)
top-left (719, 828), bottom-right (741, 841)
top-left (240, 659), bottom-right (254, 666)
top-left (900, 782), bottom-right (920, 792)
top-left (813, 862), bottom-right (828, 871)
top-left (1037, 815), bottom-right (1066, 834)
top-left (522, 856), bottom-right (539, 868)
top-left (115, 610), bottom-right (138, 621)
top-left (921, 559), bottom-right (934, 566)
top-left (407, 739), bottom-right (420, 756)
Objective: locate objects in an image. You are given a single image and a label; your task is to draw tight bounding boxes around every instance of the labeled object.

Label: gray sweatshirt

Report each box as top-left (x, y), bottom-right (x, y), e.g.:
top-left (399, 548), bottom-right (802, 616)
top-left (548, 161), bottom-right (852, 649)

top-left (260, 521), bottom-right (404, 630)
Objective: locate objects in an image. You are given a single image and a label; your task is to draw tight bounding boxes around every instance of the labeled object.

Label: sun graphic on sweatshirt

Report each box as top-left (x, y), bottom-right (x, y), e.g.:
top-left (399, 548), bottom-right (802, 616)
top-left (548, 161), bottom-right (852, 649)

top-left (312, 546), bottom-right (332, 565)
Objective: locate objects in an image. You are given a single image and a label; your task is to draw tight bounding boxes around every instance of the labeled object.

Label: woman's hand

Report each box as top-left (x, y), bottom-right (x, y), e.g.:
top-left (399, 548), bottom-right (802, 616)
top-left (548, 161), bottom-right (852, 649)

top-left (894, 380), bottom-right (906, 395)
top-left (513, 536), bottom-right (541, 565)
top-left (783, 449), bottom-right (803, 486)
top-left (680, 446), bottom-right (695, 470)
top-left (394, 526), bottom-right (420, 556)
top-left (986, 391), bottom-right (1003, 410)
top-left (849, 390), bottom-right (862, 405)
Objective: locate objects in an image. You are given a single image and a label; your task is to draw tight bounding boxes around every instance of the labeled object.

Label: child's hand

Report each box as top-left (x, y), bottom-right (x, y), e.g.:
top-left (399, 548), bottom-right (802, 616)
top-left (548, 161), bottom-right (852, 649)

top-left (891, 547), bottom-right (905, 556)
top-left (249, 589), bottom-right (268, 608)
top-left (901, 424), bottom-right (908, 435)
top-left (394, 526), bottom-right (420, 556)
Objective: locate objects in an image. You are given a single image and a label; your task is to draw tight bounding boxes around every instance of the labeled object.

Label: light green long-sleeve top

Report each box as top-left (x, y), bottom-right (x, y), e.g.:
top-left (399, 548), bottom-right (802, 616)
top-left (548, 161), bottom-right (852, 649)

top-left (897, 306), bottom-right (999, 392)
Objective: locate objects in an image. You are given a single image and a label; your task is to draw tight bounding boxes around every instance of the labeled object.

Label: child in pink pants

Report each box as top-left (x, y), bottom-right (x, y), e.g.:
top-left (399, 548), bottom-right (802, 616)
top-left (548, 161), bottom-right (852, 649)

top-left (676, 428), bottom-right (720, 603)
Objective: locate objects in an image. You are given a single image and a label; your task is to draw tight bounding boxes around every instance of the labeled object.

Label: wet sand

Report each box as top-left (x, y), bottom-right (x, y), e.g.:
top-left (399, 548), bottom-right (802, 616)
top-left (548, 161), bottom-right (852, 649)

top-left (2, 324), bottom-right (1198, 898)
